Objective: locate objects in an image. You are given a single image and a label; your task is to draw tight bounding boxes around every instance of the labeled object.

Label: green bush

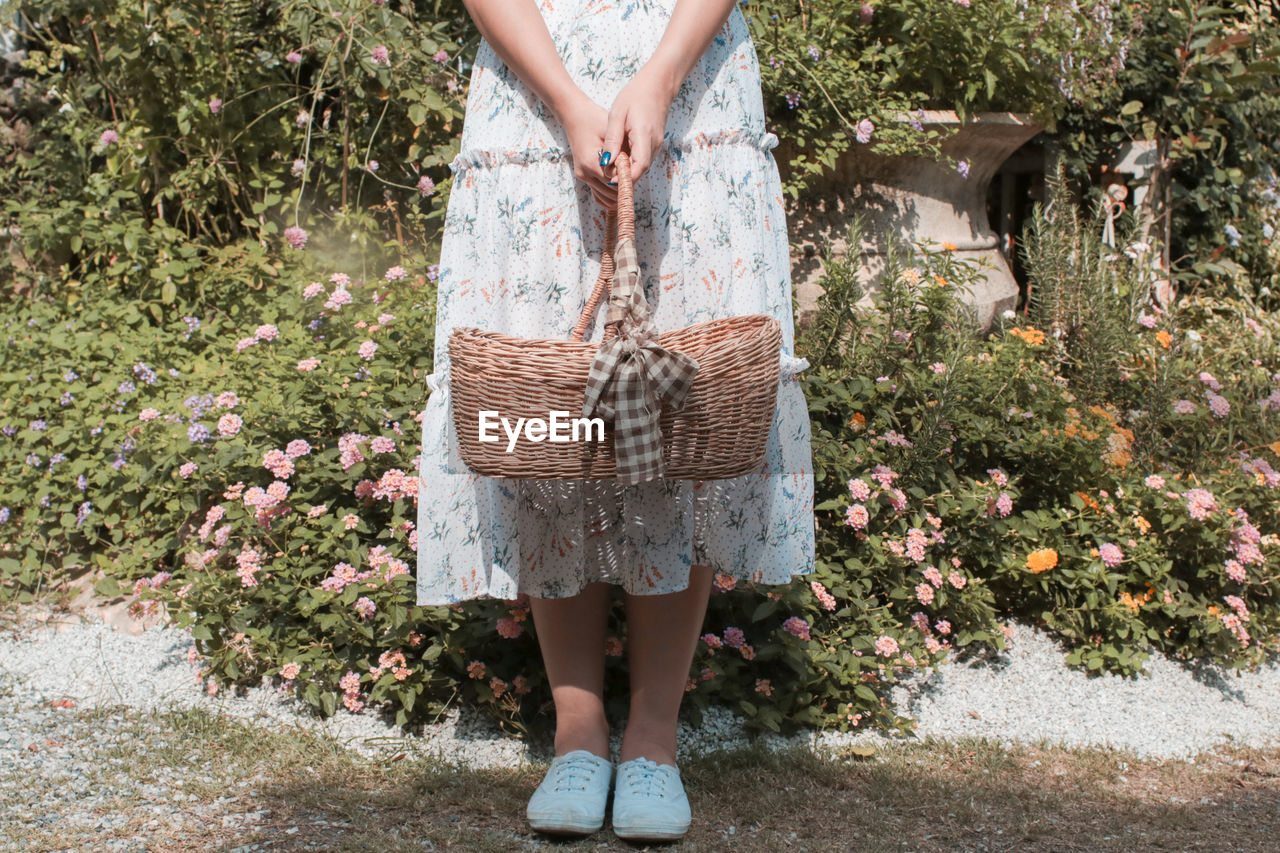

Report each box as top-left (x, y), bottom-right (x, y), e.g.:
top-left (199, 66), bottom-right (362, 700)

top-left (3, 0), bottom-right (1278, 742)
top-left (1, 0), bottom-right (468, 316)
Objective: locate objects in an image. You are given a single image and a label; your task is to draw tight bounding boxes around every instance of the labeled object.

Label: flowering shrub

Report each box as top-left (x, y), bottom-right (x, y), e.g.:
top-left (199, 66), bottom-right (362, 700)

top-left (4, 194), bottom-right (1279, 740)
top-left (1, 0), bottom-right (467, 314)
top-left (745, 0), bottom-right (1130, 196)
top-left (2, 1), bottom-right (1278, 742)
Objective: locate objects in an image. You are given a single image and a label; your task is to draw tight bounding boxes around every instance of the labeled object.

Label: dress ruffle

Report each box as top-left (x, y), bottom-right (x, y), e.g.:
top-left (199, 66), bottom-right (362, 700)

top-left (448, 128), bottom-right (781, 175)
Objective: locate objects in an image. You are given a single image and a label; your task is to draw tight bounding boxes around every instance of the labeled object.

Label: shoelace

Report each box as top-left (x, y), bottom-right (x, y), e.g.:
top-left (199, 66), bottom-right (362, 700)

top-left (623, 758), bottom-right (670, 799)
top-left (549, 754), bottom-right (606, 793)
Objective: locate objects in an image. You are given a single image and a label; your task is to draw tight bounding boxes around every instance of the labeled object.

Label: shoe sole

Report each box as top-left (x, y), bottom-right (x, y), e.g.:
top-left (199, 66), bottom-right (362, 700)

top-left (527, 813), bottom-right (604, 835)
top-left (612, 820), bottom-right (690, 841)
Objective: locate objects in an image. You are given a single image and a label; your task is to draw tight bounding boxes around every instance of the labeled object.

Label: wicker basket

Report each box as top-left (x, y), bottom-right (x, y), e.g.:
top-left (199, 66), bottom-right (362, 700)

top-left (446, 150), bottom-right (781, 480)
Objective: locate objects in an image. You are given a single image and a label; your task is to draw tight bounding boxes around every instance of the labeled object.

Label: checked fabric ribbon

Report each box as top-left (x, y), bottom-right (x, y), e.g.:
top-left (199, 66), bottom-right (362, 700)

top-left (581, 232), bottom-right (699, 484)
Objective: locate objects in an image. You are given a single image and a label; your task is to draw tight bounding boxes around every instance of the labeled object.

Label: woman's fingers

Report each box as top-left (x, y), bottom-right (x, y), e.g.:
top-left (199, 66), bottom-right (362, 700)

top-left (601, 103), bottom-right (628, 180)
top-left (584, 172), bottom-right (617, 208)
top-left (628, 128), bottom-right (654, 184)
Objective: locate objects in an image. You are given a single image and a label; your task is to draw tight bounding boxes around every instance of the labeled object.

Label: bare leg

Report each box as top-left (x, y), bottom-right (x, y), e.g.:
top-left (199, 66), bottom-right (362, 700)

top-left (619, 563), bottom-right (714, 767)
top-left (528, 581), bottom-right (612, 761)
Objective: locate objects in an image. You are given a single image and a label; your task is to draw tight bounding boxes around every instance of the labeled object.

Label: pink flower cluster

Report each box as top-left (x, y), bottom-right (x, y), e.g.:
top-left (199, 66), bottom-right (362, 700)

top-left (217, 413), bottom-right (242, 437)
top-left (338, 432), bottom-right (370, 471)
top-left (713, 572), bottom-right (737, 592)
top-left (367, 544), bottom-right (409, 584)
top-left (1240, 452), bottom-right (1279, 488)
top-left (320, 561), bottom-right (376, 592)
top-left (874, 635), bottom-right (899, 656)
top-left (904, 527), bottom-right (929, 562)
top-left (810, 580), bottom-right (837, 610)
top-left (236, 546), bottom-right (262, 587)
top-left (370, 649), bottom-right (411, 682)
top-left (1182, 488), bottom-right (1218, 520)
top-left (364, 467), bottom-right (417, 502)
top-left (870, 464), bottom-right (898, 489)
top-left (1222, 595), bottom-right (1252, 646)
top-left (339, 670), bottom-right (363, 712)
top-left (782, 616), bottom-right (811, 641)
top-left (197, 505), bottom-right (225, 540)
top-left (324, 282), bottom-right (353, 311)
top-left (1098, 542), bottom-right (1124, 567)
top-left (882, 429), bottom-right (912, 448)
top-left (1205, 391), bottom-right (1230, 418)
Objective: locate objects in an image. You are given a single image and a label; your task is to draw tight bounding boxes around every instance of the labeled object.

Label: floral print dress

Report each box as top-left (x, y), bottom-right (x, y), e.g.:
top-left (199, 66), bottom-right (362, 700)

top-left (415, 0), bottom-right (815, 604)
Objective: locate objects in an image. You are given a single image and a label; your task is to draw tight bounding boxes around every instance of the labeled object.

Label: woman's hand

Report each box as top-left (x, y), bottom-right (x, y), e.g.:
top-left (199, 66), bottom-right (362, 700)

top-left (557, 92), bottom-right (619, 209)
top-left (601, 63), bottom-right (680, 186)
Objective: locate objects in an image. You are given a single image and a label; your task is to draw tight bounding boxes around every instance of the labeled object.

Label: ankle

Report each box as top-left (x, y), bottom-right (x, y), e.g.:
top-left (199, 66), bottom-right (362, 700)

top-left (553, 719), bottom-right (611, 760)
top-left (618, 725), bottom-right (678, 767)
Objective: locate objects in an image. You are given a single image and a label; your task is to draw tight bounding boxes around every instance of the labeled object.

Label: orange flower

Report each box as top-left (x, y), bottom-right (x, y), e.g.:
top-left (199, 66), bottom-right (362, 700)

top-left (1026, 548), bottom-right (1058, 573)
top-left (933, 275), bottom-right (950, 287)
top-left (1207, 605), bottom-right (1221, 617)
top-left (1155, 329), bottom-right (1171, 348)
top-left (941, 241), bottom-right (958, 251)
top-left (1119, 592), bottom-right (1140, 613)
top-left (850, 412), bottom-right (866, 429)
top-left (1009, 326), bottom-right (1046, 346)
top-left (1133, 514), bottom-right (1151, 533)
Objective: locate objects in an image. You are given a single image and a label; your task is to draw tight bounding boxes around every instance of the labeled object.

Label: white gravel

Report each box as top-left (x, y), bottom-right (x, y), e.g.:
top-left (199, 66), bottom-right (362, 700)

top-left (885, 624), bottom-right (1280, 759)
top-left (2, 609), bottom-right (1279, 777)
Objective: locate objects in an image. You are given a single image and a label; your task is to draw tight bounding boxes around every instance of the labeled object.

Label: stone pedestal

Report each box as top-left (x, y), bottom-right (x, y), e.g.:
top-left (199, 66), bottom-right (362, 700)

top-left (785, 111), bottom-right (1044, 334)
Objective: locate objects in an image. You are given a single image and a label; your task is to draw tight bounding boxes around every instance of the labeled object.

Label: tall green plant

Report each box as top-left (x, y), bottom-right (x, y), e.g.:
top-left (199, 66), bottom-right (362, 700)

top-left (746, 0), bottom-right (1129, 197)
top-left (0, 0), bottom-right (469, 317)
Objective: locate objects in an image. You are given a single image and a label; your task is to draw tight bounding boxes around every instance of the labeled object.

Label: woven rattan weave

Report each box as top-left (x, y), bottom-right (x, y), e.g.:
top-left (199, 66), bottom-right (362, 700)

top-left (446, 150), bottom-right (781, 480)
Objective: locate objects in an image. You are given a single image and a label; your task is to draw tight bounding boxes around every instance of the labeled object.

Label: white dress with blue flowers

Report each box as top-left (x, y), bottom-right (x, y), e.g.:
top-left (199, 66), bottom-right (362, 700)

top-left (415, 0), bottom-right (814, 604)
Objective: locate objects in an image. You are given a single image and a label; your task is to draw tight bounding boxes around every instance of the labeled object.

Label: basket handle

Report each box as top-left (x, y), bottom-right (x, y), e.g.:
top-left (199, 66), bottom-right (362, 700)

top-left (568, 150), bottom-right (636, 343)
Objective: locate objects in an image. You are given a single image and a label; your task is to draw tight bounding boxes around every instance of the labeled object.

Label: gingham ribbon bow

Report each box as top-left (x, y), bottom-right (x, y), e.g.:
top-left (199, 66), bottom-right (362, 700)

top-left (581, 233), bottom-right (699, 484)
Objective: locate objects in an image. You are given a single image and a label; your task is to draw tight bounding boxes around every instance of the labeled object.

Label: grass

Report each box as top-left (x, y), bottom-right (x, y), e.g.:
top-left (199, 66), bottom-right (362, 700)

top-left (6, 697), bottom-right (1279, 852)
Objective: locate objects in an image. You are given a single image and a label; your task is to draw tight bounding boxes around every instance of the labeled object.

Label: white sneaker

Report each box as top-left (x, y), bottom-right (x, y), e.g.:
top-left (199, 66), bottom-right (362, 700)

top-left (525, 749), bottom-right (613, 835)
top-left (611, 756), bottom-right (692, 840)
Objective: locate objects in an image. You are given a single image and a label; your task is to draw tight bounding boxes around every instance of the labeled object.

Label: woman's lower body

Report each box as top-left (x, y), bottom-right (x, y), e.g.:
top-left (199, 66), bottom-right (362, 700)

top-left (414, 0), bottom-right (814, 839)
